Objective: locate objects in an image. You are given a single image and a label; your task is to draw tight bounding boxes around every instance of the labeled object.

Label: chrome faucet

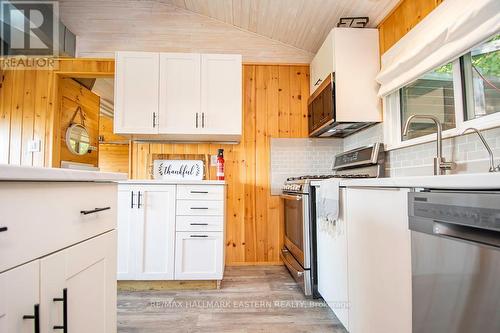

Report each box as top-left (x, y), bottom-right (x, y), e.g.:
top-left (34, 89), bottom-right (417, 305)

top-left (461, 128), bottom-right (500, 172)
top-left (403, 115), bottom-right (456, 175)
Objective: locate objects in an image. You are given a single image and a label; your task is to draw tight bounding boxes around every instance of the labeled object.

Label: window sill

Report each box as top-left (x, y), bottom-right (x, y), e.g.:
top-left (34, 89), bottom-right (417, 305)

top-left (385, 112), bottom-right (500, 152)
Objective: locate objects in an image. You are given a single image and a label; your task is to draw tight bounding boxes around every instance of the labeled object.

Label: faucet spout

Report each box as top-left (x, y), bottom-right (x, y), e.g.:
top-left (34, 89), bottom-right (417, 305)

top-left (403, 115), bottom-right (455, 175)
top-left (461, 128), bottom-right (499, 172)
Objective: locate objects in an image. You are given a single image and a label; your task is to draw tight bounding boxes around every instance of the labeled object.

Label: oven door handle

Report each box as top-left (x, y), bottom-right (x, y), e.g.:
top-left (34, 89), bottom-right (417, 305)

top-left (280, 194), bottom-right (302, 201)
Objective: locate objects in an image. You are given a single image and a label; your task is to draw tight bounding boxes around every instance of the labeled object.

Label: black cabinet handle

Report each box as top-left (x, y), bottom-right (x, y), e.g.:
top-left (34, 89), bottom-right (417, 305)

top-left (202, 112), bottom-right (205, 128)
top-left (23, 304), bottom-right (40, 333)
top-left (80, 207), bottom-right (111, 215)
top-left (53, 288), bottom-right (68, 332)
top-left (314, 78), bottom-right (322, 86)
top-left (153, 112), bottom-right (157, 128)
top-left (190, 223), bottom-right (209, 226)
top-left (131, 191), bottom-right (135, 208)
top-left (0, 226), bottom-right (7, 232)
top-left (196, 113), bottom-right (199, 128)
top-left (190, 191), bottom-right (209, 194)
top-left (190, 207), bottom-right (209, 210)
top-left (190, 235), bottom-right (208, 238)
top-left (137, 191), bottom-right (142, 209)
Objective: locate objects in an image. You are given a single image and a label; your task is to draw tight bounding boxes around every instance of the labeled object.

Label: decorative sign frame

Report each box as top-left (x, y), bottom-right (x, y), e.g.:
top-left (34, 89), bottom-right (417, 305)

top-left (153, 160), bottom-right (204, 180)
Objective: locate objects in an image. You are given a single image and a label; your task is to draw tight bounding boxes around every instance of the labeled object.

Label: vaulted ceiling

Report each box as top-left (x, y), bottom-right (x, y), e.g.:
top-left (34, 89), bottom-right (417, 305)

top-left (59, 0), bottom-right (399, 63)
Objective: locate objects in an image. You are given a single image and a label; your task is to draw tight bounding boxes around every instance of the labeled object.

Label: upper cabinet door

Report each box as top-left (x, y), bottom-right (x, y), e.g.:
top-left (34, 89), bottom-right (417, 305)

top-left (40, 231), bottom-right (117, 333)
top-left (159, 53), bottom-right (201, 134)
top-left (0, 261), bottom-right (40, 333)
top-left (200, 54), bottom-right (242, 135)
top-left (114, 52), bottom-right (159, 134)
top-left (136, 186), bottom-right (176, 280)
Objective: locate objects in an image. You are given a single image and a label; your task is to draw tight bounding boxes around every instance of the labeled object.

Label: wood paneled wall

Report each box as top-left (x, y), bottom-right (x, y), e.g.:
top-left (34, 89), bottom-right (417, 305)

top-left (378, 0), bottom-right (444, 54)
top-left (130, 64), bottom-right (310, 265)
top-left (0, 58), bottom-right (115, 168)
top-left (98, 115), bottom-right (130, 175)
top-left (0, 69), bottom-right (54, 167)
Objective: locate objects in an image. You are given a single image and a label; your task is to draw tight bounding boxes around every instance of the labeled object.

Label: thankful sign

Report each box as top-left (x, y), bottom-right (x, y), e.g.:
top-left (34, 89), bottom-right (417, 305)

top-left (153, 160), bottom-right (204, 180)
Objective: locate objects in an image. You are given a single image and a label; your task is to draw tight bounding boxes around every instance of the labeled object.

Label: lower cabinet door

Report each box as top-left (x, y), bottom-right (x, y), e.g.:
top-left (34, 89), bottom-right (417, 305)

top-left (40, 231), bottom-right (117, 333)
top-left (175, 232), bottom-right (223, 280)
top-left (0, 261), bottom-right (40, 333)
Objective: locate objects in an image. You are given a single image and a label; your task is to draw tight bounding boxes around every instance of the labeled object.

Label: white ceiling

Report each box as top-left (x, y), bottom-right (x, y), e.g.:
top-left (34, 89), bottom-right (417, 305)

top-left (159, 0), bottom-right (400, 52)
top-left (59, 0), bottom-right (399, 62)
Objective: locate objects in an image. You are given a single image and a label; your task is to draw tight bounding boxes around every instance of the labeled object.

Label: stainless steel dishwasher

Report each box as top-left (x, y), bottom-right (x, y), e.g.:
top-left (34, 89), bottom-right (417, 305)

top-left (408, 190), bottom-right (500, 333)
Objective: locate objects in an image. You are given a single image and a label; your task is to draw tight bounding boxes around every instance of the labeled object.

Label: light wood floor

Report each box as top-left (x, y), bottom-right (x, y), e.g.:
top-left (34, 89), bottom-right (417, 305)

top-left (118, 266), bottom-right (347, 333)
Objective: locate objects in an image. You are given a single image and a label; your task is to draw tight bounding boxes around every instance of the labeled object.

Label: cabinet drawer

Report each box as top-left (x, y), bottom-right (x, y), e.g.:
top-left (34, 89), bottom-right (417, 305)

top-left (176, 200), bottom-right (224, 216)
top-left (0, 182), bottom-right (117, 273)
top-left (177, 185), bottom-right (224, 201)
top-left (176, 216), bottom-right (223, 232)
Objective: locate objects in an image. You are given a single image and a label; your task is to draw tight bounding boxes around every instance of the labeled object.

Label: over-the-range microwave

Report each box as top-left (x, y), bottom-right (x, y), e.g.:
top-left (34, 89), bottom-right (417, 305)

top-left (308, 73), bottom-right (376, 138)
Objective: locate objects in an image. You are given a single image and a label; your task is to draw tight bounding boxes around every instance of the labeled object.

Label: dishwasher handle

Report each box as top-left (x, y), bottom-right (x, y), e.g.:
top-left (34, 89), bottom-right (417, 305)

top-left (433, 220), bottom-right (500, 248)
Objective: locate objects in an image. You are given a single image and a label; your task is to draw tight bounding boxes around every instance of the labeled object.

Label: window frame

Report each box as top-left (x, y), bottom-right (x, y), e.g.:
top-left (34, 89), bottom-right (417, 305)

top-left (383, 56), bottom-right (500, 151)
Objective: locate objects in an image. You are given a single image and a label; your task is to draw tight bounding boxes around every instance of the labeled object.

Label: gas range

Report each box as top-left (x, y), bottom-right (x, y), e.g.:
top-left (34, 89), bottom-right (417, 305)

top-left (282, 143), bottom-right (385, 194)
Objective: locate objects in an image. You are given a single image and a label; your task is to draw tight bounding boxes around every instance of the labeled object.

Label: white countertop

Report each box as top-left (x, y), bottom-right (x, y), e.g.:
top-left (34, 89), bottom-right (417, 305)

top-left (0, 164), bottom-right (127, 182)
top-left (119, 179), bottom-right (226, 185)
top-left (311, 172), bottom-right (500, 190)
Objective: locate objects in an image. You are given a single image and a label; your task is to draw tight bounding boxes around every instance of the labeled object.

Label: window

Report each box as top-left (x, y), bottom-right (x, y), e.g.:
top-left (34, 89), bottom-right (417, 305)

top-left (385, 32), bottom-right (500, 149)
top-left (400, 63), bottom-right (457, 141)
top-left (462, 34), bottom-right (500, 120)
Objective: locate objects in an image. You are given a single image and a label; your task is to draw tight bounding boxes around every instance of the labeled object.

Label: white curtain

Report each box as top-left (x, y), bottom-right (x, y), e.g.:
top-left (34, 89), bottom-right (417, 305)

top-left (376, 0), bottom-right (500, 97)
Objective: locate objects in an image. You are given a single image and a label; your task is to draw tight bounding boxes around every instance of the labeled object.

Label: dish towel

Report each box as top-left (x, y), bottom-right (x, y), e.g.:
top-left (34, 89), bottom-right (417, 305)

top-left (317, 179), bottom-right (341, 237)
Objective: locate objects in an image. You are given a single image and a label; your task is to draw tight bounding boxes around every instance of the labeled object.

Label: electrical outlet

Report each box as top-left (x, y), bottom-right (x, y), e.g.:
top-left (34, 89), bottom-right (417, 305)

top-left (27, 139), bottom-right (41, 153)
top-left (210, 155), bottom-right (218, 166)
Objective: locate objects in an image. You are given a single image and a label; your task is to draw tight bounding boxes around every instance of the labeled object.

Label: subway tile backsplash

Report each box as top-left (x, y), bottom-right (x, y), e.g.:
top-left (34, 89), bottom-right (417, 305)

top-left (270, 125), bottom-right (500, 191)
top-left (270, 138), bottom-right (343, 194)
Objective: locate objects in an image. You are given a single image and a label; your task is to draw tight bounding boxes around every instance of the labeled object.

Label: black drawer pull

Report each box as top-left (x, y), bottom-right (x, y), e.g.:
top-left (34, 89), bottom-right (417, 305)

top-left (137, 191), bottom-right (142, 209)
top-left (190, 223), bottom-right (209, 226)
top-left (80, 207), bottom-right (111, 215)
top-left (53, 288), bottom-right (68, 332)
top-left (23, 304), bottom-right (40, 333)
top-left (190, 235), bottom-right (208, 238)
top-left (190, 207), bottom-right (209, 210)
top-left (0, 226), bottom-right (7, 232)
top-left (190, 191), bottom-right (209, 194)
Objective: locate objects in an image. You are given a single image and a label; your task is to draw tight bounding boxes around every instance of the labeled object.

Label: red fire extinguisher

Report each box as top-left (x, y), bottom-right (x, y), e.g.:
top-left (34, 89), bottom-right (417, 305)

top-left (216, 149), bottom-right (225, 181)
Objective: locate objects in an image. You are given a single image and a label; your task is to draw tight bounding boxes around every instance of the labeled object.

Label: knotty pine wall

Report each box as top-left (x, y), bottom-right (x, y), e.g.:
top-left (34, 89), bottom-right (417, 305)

top-left (130, 64), bottom-right (310, 265)
top-left (378, 0), bottom-right (444, 54)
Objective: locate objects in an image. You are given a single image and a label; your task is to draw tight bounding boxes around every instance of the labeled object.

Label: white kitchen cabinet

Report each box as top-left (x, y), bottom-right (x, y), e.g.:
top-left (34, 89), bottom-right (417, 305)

top-left (316, 188), bottom-right (349, 330)
top-left (114, 51), bottom-right (160, 134)
top-left (0, 261), bottom-right (40, 333)
top-left (201, 54), bottom-right (242, 136)
top-left (159, 53), bottom-right (201, 135)
top-left (309, 28), bottom-right (381, 123)
top-left (40, 231), bottom-right (117, 333)
top-left (114, 52), bottom-right (242, 141)
top-left (117, 185), bottom-right (176, 280)
top-left (117, 183), bottom-right (226, 281)
top-left (345, 187), bottom-right (412, 333)
top-left (175, 232), bottom-right (224, 280)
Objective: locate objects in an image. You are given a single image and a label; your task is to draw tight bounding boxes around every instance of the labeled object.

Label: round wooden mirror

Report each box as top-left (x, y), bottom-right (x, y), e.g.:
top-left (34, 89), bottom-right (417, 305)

top-left (66, 124), bottom-right (90, 155)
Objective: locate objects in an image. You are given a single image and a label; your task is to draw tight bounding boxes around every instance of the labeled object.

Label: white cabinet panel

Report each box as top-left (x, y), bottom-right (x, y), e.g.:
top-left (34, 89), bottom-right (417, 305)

top-left (0, 182), bottom-right (117, 273)
top-left (176, 184), bottom-right (224, 201)
top-left (0, 261), bottom-right (40, 333)
top-left (201, 54), bottom-right (242, 135)
top-left (159, 53), bottom-right (201, 134)
top-left (175, 232), bottom-right (224, 280)
top-left (316, 188), bottom-right (348, 330)
top-left (137, 187), bottom-right (176, 280)
top-left (310, 30), bottom-right (334, 94)
top-left (117, 189), bottom-right (140, 280)
top-left (40, 231), bottom-right (117, 333)
top-left (176, 200), bottom-right (224, 216)
top-left (176, 216), bottom-right (224, 232)
top-left (114, 51), bottom-right (159, 134)
top-left (346, 187), bottom-right (412, 333)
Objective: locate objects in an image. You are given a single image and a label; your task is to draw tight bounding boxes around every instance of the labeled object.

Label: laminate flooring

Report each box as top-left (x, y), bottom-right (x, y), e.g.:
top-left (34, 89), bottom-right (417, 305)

top-left (118, 265), bottom-right (348, 333)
